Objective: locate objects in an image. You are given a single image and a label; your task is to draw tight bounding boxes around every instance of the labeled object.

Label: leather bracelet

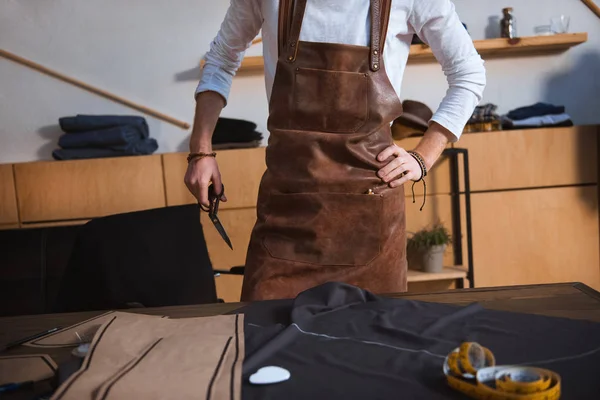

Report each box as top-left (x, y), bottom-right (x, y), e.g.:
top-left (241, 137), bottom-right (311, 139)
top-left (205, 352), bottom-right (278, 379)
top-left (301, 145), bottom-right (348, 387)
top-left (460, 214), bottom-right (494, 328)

top-left (407, 150), bottom-right (428, 211)
top-left (187, 152), bottom-right (216, 164)
top-left (407, 150), bottom-right (427, 182)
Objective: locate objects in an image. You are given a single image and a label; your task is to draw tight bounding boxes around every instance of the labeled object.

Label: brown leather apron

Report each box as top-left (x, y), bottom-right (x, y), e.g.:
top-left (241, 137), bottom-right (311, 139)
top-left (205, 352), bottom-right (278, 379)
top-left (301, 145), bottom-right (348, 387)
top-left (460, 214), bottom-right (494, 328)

top-left (241, 0), bottom-right (407, 301)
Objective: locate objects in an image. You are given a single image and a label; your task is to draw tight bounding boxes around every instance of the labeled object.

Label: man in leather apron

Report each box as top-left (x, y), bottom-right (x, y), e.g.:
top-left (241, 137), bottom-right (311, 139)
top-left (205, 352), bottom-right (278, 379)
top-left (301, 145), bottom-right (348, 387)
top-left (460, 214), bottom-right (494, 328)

top-left (185, 0), bottom-right (486, 301)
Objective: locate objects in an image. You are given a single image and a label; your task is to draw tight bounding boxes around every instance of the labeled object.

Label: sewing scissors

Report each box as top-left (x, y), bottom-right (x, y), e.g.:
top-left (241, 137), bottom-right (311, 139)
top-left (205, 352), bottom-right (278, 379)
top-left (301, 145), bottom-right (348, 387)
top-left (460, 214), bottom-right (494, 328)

top-left (199, 184), bottom-right (233, 250)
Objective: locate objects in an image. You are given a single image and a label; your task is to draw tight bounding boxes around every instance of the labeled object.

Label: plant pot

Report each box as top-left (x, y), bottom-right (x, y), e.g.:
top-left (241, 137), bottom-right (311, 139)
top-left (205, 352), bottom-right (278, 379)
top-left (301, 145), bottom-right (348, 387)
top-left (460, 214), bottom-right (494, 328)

top-left (420, 244), bottom-right (446, 273)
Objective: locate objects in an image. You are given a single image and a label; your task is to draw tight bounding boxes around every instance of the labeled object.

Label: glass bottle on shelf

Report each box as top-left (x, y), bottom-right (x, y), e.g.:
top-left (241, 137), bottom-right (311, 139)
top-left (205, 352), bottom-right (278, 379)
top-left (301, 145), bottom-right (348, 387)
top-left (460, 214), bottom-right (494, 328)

top-left (500, 7), bottom-right (516, 39)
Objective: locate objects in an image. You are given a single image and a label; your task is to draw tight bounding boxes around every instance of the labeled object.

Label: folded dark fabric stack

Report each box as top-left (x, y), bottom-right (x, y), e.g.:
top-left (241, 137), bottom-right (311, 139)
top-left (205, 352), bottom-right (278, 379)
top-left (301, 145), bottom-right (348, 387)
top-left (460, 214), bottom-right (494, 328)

top-left (52, 115), bottom-right (158, 160)
top-left (212, 117), bottom-right (263, 150)
top-left (463, 103), bottom-right (502, 133)
top-left (502, 102), bottom-right (573, 130)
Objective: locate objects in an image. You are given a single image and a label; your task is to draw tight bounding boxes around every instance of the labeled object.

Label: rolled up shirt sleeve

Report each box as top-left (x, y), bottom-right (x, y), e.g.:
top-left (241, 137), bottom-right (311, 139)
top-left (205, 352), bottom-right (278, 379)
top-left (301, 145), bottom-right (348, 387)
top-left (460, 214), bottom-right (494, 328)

top-left (195, 0), bottom-right (262, 104)
top-left (409, 0), bottom-right (486, 141)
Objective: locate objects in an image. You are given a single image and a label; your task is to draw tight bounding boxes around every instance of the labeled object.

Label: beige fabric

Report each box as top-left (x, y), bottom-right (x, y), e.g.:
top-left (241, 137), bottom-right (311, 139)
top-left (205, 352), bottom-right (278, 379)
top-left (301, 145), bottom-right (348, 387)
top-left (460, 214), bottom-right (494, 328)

top-left (0, 354), bottom-right (57, 385)
top-left (25, 311), bottom-right (163, 348)
top-left (51, 312), bottom-right (244, 400)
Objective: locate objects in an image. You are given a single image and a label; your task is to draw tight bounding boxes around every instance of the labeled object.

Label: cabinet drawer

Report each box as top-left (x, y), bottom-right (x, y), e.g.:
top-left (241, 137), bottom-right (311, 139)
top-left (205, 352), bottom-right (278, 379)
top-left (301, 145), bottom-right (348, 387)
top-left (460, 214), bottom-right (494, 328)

top-left (471, 186), bottom-right (600, 290)
top-left (457, 126), bottom-right (598, 191)
top-left (14, 156), bottom-right (165, 223)
top-left (0, 165), bottom-right (18, 226)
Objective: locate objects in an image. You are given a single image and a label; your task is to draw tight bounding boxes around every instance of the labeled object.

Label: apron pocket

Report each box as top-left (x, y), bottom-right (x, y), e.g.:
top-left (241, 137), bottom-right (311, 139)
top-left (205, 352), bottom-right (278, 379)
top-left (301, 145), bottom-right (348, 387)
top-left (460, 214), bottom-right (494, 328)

top-left (262, 192), bottom-right (382, 266)
top-left (293, 68), bottom-right (369, 133)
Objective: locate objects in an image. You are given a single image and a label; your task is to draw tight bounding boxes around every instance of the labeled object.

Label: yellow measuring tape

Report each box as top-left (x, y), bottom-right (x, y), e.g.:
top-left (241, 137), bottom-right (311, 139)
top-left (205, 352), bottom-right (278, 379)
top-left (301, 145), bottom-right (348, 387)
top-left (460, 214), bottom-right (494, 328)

top-left (443, 342), bottom-right (562, 399)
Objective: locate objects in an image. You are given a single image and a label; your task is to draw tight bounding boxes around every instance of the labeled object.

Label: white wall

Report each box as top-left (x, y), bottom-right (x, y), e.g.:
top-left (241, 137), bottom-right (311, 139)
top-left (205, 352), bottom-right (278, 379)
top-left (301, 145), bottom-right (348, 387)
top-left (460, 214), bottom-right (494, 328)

top-left (1, 0), bottom-right (599, 164)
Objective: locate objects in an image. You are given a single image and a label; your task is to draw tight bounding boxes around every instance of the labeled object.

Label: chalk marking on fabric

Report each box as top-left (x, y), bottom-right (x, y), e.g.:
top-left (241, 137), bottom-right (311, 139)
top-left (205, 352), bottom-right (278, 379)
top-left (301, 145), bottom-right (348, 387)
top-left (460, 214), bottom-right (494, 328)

top-left (512, 344), bottom-right (600, 367)
top-left (249, 322), bottom-right (600, 368)
top-left (291, 323), bottom-right (447, 359)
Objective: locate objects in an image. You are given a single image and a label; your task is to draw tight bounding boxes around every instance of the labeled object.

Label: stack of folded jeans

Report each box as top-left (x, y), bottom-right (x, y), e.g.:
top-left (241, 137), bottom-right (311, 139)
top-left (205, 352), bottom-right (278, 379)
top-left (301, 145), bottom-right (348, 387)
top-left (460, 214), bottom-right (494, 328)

top-left (52, 115), bottom-right (158, 160)
top-left (211, 117), bottom-right (263, 149)
top-left (502, 102), bottom-right (573, 130)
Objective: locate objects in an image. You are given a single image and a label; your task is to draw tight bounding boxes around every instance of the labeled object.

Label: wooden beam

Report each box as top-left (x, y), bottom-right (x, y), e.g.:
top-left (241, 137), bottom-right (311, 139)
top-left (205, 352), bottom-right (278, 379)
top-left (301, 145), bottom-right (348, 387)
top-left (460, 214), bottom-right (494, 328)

top-left (0, 48), bottom-right (190, 130)
top-left (583, 0), bottom-right (600, 18)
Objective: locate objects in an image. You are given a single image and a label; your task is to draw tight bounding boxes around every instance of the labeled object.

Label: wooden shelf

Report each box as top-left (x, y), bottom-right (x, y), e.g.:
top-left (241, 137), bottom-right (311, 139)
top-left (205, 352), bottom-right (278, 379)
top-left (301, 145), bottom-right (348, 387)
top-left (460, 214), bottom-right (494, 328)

top-left (407, 266), bottom-right (467, 283)
top-left (409, 32), bottom-right (587, 62)
top-left (233, 33), bottom-right (587, 73)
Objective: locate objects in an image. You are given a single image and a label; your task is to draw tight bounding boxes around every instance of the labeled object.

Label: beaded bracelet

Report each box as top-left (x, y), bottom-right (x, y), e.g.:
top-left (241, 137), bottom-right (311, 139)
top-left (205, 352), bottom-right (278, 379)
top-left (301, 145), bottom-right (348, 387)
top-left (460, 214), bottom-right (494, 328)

top-left (407, 150), bottom-right (427, 182)
top-left (187, 152), bottom-right (217, 164)
top-left (407, 150), bottom-right (428, 211)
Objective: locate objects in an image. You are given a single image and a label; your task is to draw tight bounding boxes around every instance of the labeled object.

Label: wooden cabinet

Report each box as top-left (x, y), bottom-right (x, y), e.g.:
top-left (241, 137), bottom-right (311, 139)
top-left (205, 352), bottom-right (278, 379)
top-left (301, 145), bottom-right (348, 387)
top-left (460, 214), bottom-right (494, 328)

top-left (214, 274), bottom-right (244, 303)
top-left (14, 156), bottom-right (166, 224)
top-left (457, 126), bottom-right (598, 192)
top-left (0, 165), bottom-right (19, 228)
top-left (162, 148), bottom-right (266, 209)
top-left (471, 186), bottom-right (600, 290)
top-left (162, 153), bottom-right (195, 206)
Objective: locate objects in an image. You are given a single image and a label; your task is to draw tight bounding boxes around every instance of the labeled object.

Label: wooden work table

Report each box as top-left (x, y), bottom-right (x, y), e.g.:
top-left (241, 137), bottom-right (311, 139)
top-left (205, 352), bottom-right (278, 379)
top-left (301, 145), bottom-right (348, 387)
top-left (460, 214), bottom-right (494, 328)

top-left (1, 283), bottom-right (599, 368)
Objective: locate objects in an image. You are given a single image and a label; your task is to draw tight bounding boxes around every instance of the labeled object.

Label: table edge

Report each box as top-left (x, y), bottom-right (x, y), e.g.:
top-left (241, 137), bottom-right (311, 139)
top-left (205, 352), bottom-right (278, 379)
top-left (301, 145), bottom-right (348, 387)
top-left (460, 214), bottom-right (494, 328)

top-left (573, 282), bottom-right (600, 302)
top-left (382, 282), bottom-right (583, 299)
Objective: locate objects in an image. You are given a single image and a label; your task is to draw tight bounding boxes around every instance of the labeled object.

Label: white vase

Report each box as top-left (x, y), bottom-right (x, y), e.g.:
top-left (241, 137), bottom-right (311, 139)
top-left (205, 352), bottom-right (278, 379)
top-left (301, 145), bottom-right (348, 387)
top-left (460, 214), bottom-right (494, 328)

top-left (420, 244), bottom-right (446, 273)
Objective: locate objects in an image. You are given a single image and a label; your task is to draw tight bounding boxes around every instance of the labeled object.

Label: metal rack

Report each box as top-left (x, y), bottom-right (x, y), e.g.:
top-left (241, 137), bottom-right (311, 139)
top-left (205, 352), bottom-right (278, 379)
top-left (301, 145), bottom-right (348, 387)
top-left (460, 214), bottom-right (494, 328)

top-left (442, 148), bottom-right (474, 288)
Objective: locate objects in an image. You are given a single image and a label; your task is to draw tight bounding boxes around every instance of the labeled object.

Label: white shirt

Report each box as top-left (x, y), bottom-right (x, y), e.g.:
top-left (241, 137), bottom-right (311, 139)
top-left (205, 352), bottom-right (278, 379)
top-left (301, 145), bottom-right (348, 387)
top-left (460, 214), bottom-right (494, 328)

top-left (196, 0), bottom-right (486, 140)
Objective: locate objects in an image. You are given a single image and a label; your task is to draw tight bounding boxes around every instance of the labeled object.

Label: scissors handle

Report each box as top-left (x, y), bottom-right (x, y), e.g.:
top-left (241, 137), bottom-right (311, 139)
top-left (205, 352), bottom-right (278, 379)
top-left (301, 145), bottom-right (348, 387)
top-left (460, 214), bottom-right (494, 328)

top-left (199, 184), bottom-right (224, 215)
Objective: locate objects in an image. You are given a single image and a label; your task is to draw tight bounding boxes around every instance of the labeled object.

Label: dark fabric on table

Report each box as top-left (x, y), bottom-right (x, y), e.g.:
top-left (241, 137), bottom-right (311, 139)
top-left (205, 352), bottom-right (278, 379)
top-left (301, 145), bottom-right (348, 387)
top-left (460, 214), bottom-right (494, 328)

top-left (52, 138), bottom-right (158, 160)
top-left (58, 126), bottom-right (146, 148)
top-left (235, 282), bottom-right (600, 400)
top-left (506, 102), bottom-right (566, 120)
top-left (59, 115), bottom-right (149, 136)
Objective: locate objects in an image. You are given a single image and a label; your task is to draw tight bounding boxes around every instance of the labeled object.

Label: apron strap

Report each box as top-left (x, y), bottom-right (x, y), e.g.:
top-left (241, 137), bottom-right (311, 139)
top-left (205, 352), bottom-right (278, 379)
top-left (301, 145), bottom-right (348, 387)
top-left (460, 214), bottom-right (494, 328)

top-left (283, 0), bottom-right (308, 62)
top-left (277, 0), bottom-right (295, 58)
top-left (279, 0), bottom-right (392, 70)
top-left (371, 0), bottom-right (392, 71)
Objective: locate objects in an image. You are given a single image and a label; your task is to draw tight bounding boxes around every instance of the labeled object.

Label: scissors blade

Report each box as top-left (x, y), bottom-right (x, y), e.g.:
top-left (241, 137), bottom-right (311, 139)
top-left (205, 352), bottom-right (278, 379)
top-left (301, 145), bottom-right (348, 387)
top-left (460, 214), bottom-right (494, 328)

top-left (210, 215), bottom-right (233, 250)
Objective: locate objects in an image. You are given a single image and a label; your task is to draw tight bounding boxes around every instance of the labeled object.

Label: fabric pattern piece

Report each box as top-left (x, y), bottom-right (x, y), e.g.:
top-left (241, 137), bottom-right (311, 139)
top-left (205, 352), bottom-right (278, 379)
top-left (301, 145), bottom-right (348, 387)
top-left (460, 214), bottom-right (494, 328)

top-left (25, 312), bottom-right (162, 348)
top-left (51, 312), bottom-right (244, 400)
top-left (0, 354), bottom-right (57, 385)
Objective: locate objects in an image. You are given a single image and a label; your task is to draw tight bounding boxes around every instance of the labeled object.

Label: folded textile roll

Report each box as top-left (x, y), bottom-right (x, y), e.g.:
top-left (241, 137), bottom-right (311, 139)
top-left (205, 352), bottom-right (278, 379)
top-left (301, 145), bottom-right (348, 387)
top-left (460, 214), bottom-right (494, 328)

top-left (506, 102), bottom-right (565, 121)
top-left (214, 117), bottom-right (258, 133)
top-left (52, 138), bottom-right (158, 160)
top-left (508, 113), bottom-right (572, 127)
top-left (58, 125), bottom-right (145, 149)
top-left (213, 129), bottom-right (263, 145)
top-left (503, 119), bottom-right (574, 130)
top-left (59, 115), bottom-right (149, 137)
top-left (213, 140), bottom-right (262, 150)
top-left (212, 117), bottom-right (263, 145)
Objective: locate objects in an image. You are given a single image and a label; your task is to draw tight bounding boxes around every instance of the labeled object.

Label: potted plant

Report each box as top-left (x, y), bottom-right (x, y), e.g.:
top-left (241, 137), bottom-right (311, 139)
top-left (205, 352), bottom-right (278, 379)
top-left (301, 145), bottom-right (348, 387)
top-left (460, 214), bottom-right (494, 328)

top-left (407, 223), bottom-right (452, 273)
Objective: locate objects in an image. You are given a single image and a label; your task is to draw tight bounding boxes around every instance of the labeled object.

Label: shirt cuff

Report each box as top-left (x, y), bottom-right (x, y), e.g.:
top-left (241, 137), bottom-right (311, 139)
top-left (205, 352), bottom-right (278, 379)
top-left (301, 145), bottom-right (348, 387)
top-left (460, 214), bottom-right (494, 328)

top-left (430, 114), bottom-right (461, 143)
top-left (194, 65), bottom-right (234, 106)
